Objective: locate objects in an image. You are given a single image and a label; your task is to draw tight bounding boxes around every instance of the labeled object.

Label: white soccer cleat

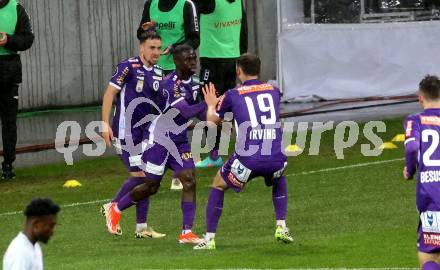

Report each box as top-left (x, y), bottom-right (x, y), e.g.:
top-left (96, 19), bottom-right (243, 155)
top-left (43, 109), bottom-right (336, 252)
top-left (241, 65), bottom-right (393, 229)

top-left (193, 238), bottom-right (216, 250)
top-left (170, 178), bottom-right (183, 190)
top-left (275, 226), bottom-right (293, 243)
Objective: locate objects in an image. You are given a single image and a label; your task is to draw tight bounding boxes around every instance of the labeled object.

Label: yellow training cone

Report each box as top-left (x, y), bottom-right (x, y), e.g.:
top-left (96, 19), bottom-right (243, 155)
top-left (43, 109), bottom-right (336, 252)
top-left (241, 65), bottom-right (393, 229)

top-left (285, 144), bottom-right (303, 153)
top-left (379, 142), bottom-right (398, 150)
top-left (63, 180), bottom-right (82, 188)
top-left (392, 134), bottom-right (405, 142)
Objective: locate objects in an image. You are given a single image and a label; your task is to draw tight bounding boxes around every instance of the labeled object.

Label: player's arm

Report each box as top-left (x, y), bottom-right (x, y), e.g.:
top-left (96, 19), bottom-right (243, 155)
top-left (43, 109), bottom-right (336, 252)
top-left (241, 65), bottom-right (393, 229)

top-left (173, 99), bottom-right (207, 119)
top-left (137, 0), bottom-right (152, 40)
top-left (172, 0), bottom-right (199, 50)
top-left (2, 4), bottom-right (34, 50)
top-left (203, 83), bottom-right (222, 125)
top-left (101, 64), bottom-right (130, 146)
top-left (403, 116), bottom-right (420, 180)
top-left (101, 85), bottom-right (119, 147)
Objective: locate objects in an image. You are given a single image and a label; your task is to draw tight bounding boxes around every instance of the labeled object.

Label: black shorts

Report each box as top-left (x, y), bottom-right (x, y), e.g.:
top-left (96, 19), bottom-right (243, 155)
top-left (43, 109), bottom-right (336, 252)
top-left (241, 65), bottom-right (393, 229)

top-left (200, 57), bottom-right (237, 97)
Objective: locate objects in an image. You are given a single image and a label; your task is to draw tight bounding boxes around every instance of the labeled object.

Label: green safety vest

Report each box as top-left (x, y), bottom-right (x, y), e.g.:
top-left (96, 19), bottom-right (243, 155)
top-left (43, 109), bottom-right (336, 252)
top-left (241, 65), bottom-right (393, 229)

top-left (0, 0), bottom-right (18, 55)
top-left (200, 0), bottom-right (242, 58)
top-left (150, 0), bottom-right (185, 71)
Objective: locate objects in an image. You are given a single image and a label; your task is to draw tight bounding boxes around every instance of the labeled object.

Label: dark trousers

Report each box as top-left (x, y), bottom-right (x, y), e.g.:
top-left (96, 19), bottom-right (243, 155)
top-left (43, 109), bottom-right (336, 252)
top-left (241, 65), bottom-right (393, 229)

top-left (0, 83), bottom-right (18, 164)
top-left (200, 57), bottom-right (238, 153)
top-left (200, 57), bottom-right (237, 97)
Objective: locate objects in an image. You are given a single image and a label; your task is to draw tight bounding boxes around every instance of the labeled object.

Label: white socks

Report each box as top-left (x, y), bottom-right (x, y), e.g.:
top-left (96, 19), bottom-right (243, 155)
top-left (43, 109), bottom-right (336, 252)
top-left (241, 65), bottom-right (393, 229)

top-left (136, 223), bottom-right (148, 232)
top-left (276, 220), bottom-right (286, 229)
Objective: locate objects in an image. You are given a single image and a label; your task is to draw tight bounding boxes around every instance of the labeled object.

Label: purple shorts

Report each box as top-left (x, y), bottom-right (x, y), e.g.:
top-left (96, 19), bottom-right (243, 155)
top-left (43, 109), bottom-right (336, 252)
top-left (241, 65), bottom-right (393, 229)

top-left (114, 137), bottom-right (149, 173)
top-left (418, 211), bottom-right (440, 253)
top-left (142, 142), bottom-right (195, 181)
top-left (220, 154), bottom-right (287, 193)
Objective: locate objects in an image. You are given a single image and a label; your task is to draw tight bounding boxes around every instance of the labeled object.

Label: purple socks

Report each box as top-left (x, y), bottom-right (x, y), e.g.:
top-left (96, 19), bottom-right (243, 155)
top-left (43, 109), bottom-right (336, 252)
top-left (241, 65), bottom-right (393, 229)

top-left (423, 261), bottom-right (440, 270)
top-left (181, 201), bottom-right (196, 230)
top-left (210, 150), bottom-right (219, 161)
top-left (206, 188), bottom-right (224, 233)
top-left (113, 177), bottom-right (149, 223)
top-left (272, 176), bottom-right (287, 220)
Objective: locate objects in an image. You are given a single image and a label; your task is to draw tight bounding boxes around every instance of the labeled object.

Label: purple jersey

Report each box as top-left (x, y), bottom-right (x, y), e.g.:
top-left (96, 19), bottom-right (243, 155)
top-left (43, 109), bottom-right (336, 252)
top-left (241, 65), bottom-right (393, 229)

top-left (109, 56), bottom-right (163, 139)
top-left (156, 71), bottom-right (202, 144)
top-left (216, 79), bottom-right (285, 163)
top-left (405, 109), bottom-right (440, 212)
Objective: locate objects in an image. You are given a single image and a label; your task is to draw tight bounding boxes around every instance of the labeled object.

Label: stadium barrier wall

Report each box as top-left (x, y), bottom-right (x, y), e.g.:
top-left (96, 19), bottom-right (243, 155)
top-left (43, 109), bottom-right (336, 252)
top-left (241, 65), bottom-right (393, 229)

top-left (16, 0), bottom-right (278, 110)
top-left (279, 21), bottom-right (440, 101)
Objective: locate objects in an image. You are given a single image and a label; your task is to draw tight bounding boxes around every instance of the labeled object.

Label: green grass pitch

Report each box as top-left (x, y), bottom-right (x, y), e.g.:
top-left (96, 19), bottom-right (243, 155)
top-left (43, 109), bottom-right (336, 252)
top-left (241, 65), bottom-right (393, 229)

top-left (0, 118), bottom-right (420, 269)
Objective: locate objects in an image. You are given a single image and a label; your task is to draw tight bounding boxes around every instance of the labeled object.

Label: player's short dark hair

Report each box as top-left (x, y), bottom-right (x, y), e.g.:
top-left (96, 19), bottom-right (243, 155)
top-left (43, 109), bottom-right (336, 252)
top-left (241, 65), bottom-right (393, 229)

top-left (419, 75), bottom-right (440, 100)
top-left (24, 198), bottom-right (60, 218)
top-left (236, 53), bottom-right (261, 77)
top-left (171, 44), bottom-right (193, 59)
top-left (138, 30), bottom-right (161, 43)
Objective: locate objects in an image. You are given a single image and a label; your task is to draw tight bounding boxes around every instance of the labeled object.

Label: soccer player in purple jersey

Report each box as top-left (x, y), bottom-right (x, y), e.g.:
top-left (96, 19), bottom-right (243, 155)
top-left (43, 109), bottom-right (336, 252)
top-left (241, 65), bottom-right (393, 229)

top-left (404, 75), bottom-right (440, 270)
top-left (101, 27), bottom-right (165, 239)
top-left (194, 53), bottom-right (293, 250)
top-left (107, 44), bottom-right (206, 244)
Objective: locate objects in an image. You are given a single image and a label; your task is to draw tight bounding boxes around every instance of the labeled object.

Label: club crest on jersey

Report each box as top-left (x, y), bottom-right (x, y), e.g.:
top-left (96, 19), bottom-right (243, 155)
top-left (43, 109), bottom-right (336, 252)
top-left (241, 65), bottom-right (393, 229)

top-left (136, 77), bottom-right (144, 93)
top-left (192, 90), bottom-right (198, 101)
top-left (153, 81), bottom-right (160, 91)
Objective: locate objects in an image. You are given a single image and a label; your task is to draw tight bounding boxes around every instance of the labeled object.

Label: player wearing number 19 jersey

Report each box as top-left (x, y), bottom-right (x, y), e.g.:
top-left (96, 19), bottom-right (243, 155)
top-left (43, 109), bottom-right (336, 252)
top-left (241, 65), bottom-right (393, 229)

top-left (194, 53), bottom-right (292, 250)
top-left (404, 75), bottom-right (440, 269)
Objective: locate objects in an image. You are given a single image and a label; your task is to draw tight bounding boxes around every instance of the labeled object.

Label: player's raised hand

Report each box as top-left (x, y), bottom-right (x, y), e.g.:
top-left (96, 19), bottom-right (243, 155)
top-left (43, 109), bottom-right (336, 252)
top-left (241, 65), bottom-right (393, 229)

top-left (0, 33), bottom-right (7, 46)
top-left (203, 83), bottom-right (220, 107)
top-left (101, 122), bottom-right (114, 147)
top-left (403, 166), bottom-right (413, 180)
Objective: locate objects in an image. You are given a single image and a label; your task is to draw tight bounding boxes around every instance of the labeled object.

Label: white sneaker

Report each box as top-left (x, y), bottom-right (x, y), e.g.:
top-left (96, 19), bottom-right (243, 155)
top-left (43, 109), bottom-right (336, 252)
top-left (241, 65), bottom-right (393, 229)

top-left (193, 238), bottom-right (216, 250)
top-left (170, 178), bottom-right (183, 190)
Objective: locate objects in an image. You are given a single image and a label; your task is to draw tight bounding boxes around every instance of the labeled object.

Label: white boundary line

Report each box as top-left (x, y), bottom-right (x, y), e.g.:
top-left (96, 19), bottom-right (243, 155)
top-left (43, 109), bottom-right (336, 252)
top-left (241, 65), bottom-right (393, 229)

top-left (0, 199), bottom-right (110, 217)
top-left (0, 158), bottom-right (405, 217)
top-left (286, 158), bottom-right (404, 177)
